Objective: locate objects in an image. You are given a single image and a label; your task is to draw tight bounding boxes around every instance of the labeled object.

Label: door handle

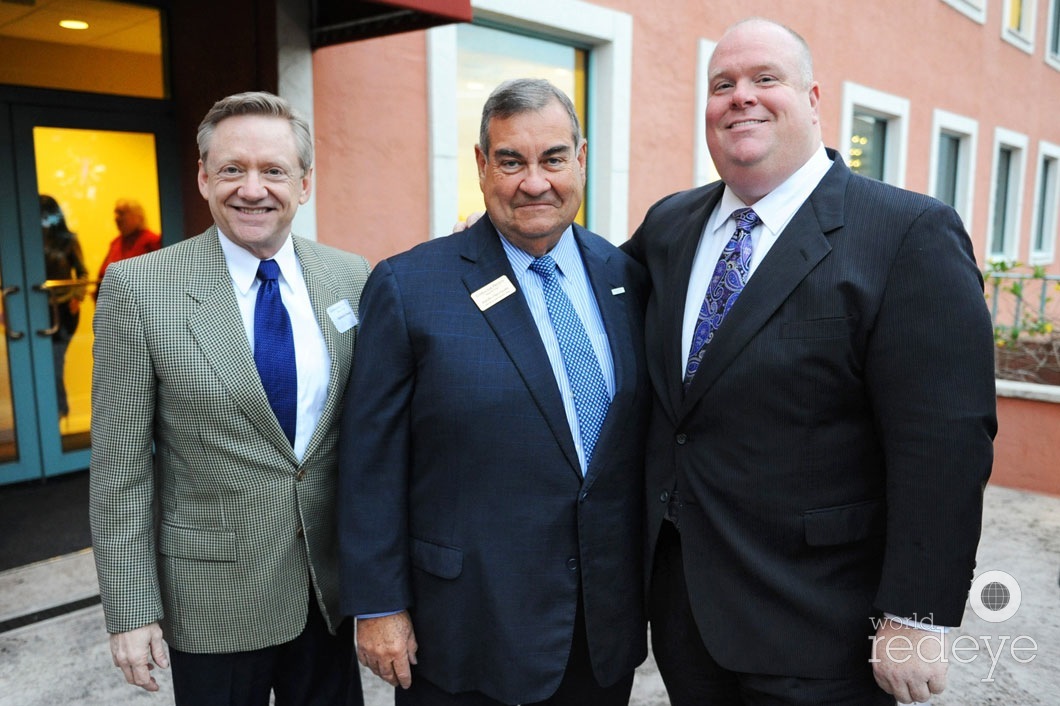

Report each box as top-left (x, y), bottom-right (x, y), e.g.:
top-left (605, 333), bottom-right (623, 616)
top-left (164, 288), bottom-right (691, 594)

top-left (1, 285), bottom-right (24, 340)
top-left (33, 280), bottom-right (83, 337)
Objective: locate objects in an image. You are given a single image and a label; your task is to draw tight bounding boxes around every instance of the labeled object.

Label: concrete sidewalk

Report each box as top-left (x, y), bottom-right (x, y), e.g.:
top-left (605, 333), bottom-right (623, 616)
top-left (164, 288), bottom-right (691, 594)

top-left (0, 484), bottom-right (1055, 705)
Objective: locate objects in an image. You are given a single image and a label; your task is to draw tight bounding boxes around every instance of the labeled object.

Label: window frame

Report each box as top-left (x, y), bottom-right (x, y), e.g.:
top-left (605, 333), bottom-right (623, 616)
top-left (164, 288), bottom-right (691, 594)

top-left (987, 128), bottom-right (1029, 262)
top-left (427, 0), bottom-right (633, 244)
top-left (694, 38), bottom-right (719, 187)
top-left (1002, 0), bottom-right (1037, 53)
top-left (928, 109), bottom-right (979, 232)
top-left (840, 82), bottom-right (910, 188)
top-left (1047, 0), bottom-right (1060, 70)
top-left (940, 0), bottom-right (988, 23)
top-left (1030, 140), bottom-right (1060, 264)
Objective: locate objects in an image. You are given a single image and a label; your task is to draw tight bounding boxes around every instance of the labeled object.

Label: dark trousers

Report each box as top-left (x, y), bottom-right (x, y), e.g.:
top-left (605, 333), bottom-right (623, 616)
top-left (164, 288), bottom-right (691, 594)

top-left (649, 522), bottom-right (894, 706)
top-left (170, 597), bottom-right (361, 706)
top-left (394, 597), bottom-right (634, 706)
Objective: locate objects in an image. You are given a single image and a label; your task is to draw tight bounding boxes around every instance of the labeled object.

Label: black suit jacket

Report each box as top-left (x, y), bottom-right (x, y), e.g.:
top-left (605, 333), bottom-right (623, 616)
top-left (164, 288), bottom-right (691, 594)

top-left (624, 151), bottom-right (997, 677)
top-left (338, 219), bottom-right (650, 702)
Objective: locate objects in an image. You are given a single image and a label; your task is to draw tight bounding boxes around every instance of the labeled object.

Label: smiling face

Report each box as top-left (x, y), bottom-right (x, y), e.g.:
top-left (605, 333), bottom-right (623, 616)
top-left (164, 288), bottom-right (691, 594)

top-left (706, 20), bottom-right (821, 204)
top-left (196, 114), bottom-right (311, 258)
top-left (475, 99), bottom-right (586, 257)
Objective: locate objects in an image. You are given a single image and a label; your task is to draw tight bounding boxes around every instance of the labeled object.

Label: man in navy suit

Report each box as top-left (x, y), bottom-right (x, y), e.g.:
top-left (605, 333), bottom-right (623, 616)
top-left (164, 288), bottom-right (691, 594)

top-left (623, 18), bottom-right (997, 705)
top-left (337, 78), bottom-right (649, 705)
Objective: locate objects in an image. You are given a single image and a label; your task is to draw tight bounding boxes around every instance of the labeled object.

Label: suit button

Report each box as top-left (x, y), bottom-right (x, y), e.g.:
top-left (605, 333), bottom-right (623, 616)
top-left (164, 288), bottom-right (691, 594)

top-left (296, 527), bottom-right (304, 538)
top-left (580, 491), bottom-right (589, 502)
top-left (567, 558), bottom-right (578, 571)
top-left (660, 490), bottom-right (669, 503)
top-left (295, 469), bottom-right (306, 481)
top-left (676, 433), bottom-right (687, 444)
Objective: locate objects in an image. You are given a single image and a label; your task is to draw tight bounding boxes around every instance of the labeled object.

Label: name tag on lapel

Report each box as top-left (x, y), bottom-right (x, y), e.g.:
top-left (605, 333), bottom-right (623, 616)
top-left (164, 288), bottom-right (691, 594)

top-left (327, 299), bottom-right (358, 333)
top-left (471, 276), bottom-right (516, 311)
top-left (611, 287), bottom-right (626, 295)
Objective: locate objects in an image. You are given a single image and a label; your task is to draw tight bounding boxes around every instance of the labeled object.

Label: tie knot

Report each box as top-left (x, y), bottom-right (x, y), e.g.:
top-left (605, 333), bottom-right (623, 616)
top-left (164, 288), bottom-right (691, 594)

top-left (529, 255), bottom-right (558, 280)
top-left (257, 259), bottom-right (280, 282)
top-left (732, 208), bottom-right (760, 232)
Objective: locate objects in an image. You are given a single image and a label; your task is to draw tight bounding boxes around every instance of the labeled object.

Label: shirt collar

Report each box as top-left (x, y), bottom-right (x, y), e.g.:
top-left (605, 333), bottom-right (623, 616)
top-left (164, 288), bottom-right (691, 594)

top-left (715, 144), bottom-right (832, 236)
top-left (217, 229), bottom-right (298, 295)
top-left (498, 224), bottom-right (579, 276)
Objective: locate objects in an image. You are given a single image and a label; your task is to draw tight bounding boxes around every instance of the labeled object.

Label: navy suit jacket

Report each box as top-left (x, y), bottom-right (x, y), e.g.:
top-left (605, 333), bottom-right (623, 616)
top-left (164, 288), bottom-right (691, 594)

top-left (624, 151), bottom-right (997, 678)
top-left (338, 219), bottom-right (649, 703)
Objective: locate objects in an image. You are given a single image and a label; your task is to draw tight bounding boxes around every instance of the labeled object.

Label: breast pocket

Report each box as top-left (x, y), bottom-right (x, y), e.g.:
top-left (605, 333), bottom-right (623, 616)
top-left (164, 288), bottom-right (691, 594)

top-left (780, 316), bottom-right (854, 340)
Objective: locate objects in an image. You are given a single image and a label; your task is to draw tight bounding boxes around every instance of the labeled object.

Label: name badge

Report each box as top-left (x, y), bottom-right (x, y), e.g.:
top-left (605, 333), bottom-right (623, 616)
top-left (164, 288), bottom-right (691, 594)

top-left (471, 276), bottom-right (516, 311)
top-left (327, 299), bottom-right (358, 333)
top-left (611, 287), bottom-right (626, 296)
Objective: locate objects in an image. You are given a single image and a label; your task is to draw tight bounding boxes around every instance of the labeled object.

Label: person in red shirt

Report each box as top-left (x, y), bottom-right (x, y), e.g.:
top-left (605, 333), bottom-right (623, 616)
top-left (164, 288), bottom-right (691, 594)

top-left (96, 199), bottom-right (161, 291)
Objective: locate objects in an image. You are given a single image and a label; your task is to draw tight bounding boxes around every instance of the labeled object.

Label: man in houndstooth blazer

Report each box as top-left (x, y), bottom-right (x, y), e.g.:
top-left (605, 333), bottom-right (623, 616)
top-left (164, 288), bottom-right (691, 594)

top-left (90, 92), bottom-right (369, 705)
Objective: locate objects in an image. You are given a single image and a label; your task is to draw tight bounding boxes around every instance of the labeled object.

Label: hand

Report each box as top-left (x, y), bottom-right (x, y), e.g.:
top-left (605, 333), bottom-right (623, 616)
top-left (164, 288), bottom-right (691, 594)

top-left (451, 211), bottom-right (485, 233)
top-left (109, 622), bottom-right (169, 692)
top-left (871, 620), bottom-right (948, 703)
top-left (356, 611), bottom-right (418, 689)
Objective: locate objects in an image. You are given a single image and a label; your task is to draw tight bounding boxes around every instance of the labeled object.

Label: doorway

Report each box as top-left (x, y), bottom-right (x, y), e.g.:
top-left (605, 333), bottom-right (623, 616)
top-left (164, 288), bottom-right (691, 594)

top-left (0, 97), bottom-right (180, 485)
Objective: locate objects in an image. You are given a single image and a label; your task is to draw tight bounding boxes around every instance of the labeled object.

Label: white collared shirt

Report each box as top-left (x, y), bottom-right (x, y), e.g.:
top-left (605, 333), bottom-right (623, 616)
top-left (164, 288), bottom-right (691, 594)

top-left (680, 145), bottom-right (833, 368)
top-left (217, 230), bottom-right (330, 462)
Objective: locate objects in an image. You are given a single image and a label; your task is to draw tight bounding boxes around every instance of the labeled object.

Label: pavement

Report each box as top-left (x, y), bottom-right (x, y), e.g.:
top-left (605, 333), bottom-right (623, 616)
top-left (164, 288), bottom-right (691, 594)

top-left (0, 483), bottom-right (1056, 706)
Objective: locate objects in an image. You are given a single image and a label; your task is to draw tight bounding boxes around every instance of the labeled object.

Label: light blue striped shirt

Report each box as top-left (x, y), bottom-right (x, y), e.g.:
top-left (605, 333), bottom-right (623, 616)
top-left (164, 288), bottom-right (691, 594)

top-left (500, 226), bottom-right (615, 474)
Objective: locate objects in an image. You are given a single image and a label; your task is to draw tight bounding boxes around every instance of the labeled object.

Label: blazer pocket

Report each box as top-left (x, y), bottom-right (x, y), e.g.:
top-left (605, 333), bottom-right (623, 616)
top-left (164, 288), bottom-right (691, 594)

top-left (780, 316), bottom-right (854, 340)
top-left (410, 537), bottom-right (463, 579)
top-left (158, 522), bottom-right (237, 562)
top-left (802, 499), bottom-right (885, 546)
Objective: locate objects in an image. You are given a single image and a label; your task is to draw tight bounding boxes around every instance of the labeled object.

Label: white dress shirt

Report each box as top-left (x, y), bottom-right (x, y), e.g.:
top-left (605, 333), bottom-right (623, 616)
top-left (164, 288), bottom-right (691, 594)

top-left (218, 230), bottom-right (330, 462)
top-left (680, 145), bottom-right (832, 369)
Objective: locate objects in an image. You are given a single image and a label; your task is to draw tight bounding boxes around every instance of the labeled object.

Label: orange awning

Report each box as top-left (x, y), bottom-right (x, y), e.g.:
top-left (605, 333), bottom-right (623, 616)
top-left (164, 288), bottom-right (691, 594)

top-left (312, 0), bottom-right (473, 47)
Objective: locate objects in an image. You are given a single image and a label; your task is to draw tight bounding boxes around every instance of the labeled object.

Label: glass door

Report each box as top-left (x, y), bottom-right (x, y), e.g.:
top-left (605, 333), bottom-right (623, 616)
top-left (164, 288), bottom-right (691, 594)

top-left (0, 100), bottom-right (180, 484)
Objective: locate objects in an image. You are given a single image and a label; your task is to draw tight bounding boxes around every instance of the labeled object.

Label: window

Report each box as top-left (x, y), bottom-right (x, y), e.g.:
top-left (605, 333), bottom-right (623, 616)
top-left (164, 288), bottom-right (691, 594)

top-left (428, 0), bottom-right (633, 244)
top-left (840, 83), bottom-right (910, 187)
top-left (1048, 0), bottom-right (1060, 69)
top-left (988, 129), bottom-right (1028, 261)
top-left (929, 110), bottom-right (979, 230)
top-left (1031, 142), bottom-right (1060, 263)
top-left (454, 24), bottom-right (588, 225)
top-left (0, 0), bottom-right (165, 98)
top-left (940, 0), bottom-right (987, 23)
top-left (694, 38), bottom-right (719, 187)
top-left (1003, 0), bottom-right (1037, 53)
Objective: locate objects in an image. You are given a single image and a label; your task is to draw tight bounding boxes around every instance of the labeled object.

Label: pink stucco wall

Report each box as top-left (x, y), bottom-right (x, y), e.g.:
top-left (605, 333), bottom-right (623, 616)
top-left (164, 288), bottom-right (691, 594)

top-left (313, 33), bottom-right (431, 265)
top-left (313, 0), bottom-right (1060, 270)
top-left (993, 395), bottom-right (1060, 496)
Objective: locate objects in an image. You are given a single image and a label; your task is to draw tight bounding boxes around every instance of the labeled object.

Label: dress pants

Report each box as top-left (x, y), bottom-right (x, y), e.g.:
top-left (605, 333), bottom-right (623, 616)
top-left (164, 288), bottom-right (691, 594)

top-left (649, 521), bottom-right (895, 706)
top-left (394, 596), bottom-right (634, 706)
top-left (170, 595), bottom-right (361, 706)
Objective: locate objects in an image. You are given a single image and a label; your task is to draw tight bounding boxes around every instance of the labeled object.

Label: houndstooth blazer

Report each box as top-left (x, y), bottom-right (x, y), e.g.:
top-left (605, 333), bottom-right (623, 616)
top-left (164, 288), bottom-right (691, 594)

top-left (89, 226), bottom-right (369, 653)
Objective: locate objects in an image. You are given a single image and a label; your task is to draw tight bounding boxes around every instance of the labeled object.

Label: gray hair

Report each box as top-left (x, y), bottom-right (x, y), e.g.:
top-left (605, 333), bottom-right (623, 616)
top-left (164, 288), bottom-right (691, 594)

top-left (478, 78), bottom-right (583, 157)
top-left (196, 91), bottom-right (313, 175)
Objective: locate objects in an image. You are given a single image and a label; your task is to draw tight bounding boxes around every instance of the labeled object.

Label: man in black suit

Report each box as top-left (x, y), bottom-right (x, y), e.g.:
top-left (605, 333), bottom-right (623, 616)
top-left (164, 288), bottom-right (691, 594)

top-left (624, 17), bottom-right (997, 706)
top-left (338, 79), bottom-right (649, 705)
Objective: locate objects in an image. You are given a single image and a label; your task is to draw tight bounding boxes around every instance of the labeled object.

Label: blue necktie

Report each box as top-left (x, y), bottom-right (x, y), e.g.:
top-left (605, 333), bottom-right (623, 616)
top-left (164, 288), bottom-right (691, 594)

top-left (529, 255), bottom-right (610, 465)
top-left (254, 259), bottom-right (297, 446)
top-left (684, 207), bottom-right (760, 388)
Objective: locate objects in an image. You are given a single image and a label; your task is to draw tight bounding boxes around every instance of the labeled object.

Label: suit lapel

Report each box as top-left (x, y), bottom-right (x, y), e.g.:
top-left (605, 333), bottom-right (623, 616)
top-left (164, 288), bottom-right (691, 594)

top-left (575, 225), bottom-right (634, 483)
top-left (663, 184), bottom-right (723, 417)
top-left (460, 220), bottom-right (582, 477)
top-left (186, 228), bottom-right (297, 461)
top-left (680, 158), bottom-right (848, 415)
top-left (293, 237), bottom-right (349, 462)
